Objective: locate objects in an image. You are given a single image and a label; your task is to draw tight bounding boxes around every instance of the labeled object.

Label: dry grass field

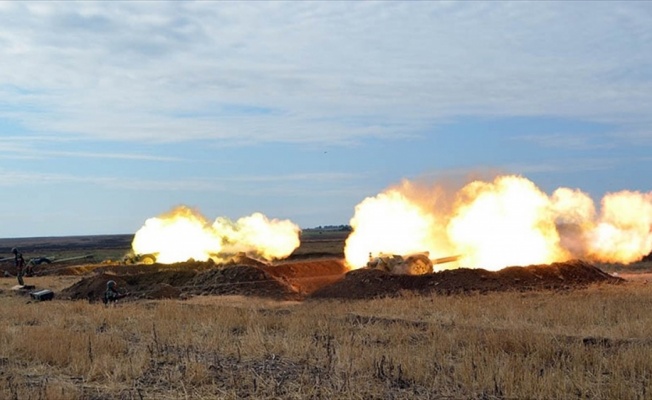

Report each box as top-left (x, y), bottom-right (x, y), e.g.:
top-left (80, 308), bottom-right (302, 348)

top-left (2, 276), bottom-right (652, 399)
top-left (1, 233), bottom-right (652, 399)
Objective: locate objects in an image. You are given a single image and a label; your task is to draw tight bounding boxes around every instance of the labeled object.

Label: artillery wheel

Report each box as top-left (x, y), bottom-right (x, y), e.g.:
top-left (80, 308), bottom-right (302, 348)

top-left (140, 254), bottom-right (156, 265)
top-left (402, 254), bottom-right (434, 275)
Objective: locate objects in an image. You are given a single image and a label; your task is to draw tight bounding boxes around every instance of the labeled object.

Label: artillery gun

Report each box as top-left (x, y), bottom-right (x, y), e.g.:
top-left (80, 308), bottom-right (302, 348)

top-left (2, 254), bottom-right (94, 277)
top-left (367, 252), bottom-right (461, 275)
top-left (121, 251), bottom-right (266, 266)
top-left (122, 252), bottom-right (158, 265)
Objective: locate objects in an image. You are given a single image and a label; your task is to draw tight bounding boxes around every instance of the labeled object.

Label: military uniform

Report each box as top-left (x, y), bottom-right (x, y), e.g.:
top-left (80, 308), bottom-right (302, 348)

top-left (103, 280), bottom-right (123, 304)
top-left (12, 248), bottom-right (25, 286)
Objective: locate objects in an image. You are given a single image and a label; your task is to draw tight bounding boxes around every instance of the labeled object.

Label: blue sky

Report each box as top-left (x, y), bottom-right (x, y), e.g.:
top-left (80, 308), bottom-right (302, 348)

top-left (1, 1), bottom-right (651, 238)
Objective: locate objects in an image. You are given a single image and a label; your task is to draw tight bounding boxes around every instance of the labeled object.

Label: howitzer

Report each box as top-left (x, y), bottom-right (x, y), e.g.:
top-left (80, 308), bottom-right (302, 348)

top-left (367, 252), bottom-right (462, 275)
top-left (122, 252), bottom-right (157, 265)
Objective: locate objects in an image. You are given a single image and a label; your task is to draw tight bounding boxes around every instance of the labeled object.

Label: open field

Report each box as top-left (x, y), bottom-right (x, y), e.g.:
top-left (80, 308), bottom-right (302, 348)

top-left (1, 232), bottom-right (652, 399)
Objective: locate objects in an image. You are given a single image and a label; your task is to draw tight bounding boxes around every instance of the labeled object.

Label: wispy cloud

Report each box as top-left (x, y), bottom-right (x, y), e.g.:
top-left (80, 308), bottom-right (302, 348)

top-left (512, 133), bottom-right (616, 150)
top-left (0, 2), bottom-right (651, 145)
top-left (3, 2), bottom-right (652, 237)
top-left (0, 138), bottom-right (181, 161)
top-left (0, 168), bottom-right (364, 193)
top-left (418, 157), bottom-right (625, 183)
top-left (504, 157), bottom-right (622, 175)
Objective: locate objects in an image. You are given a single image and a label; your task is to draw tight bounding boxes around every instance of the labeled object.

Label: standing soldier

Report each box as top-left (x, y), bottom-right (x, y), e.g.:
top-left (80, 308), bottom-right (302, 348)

top-left (12, 248), bottom-right (25, 286)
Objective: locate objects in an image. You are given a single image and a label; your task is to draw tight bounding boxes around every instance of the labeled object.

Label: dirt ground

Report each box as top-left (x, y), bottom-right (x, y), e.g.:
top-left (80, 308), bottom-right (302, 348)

top-left (57, 258), bottom-right (348, 302)
top-left (0, 232), bottom-right (642, 303)
top-left (24, 257), bottom-right (623, 303)
top-left (310, 260), bottom-right (621, 300)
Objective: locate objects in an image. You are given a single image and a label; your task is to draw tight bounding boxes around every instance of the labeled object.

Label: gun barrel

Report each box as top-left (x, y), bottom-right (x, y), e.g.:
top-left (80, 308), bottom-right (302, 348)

top-left (432, 255), bottom-right (462, 265)
top-left (51, 254), bottom-right (95, 263)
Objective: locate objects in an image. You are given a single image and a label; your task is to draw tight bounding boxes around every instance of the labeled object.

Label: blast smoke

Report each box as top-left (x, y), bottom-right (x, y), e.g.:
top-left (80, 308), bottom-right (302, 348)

top-left (345, 175), bottom-right (652, 271)
top-left (132, 206), bottom-right (301, 264)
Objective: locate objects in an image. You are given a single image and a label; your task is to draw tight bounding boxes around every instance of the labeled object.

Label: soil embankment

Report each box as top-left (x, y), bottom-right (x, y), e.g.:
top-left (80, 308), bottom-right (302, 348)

top-left (309, 260), bottom-right (621, 300)
top-left (59, 259), bottom-right (620, 302)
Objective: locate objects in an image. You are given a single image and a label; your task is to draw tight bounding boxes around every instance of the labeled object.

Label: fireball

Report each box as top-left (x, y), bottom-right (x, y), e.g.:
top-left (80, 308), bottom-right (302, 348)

top-left (132, 206), bottom-right (301, 264)
top-left (132, 206), bottom-right (220, 264)
top-left (587, 191), bottom-right (652, 263)
top-left (343, 190), bottom-right (451, 269)
top-left (447, 176), bottom-right (568, 270)
top-left (345, 175), bottom-right (652, 271)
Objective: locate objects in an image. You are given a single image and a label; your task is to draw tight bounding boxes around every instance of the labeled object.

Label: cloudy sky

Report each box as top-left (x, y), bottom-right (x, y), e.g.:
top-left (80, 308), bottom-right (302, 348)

top-left (1, 1), bottom-right (651, 238)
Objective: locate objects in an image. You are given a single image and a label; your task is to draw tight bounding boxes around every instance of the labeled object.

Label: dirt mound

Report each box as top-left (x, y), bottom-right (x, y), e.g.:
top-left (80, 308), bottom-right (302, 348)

top-left (264, 258), bottom-right (348, 296)
top-left (60, 269), bottom-right (198, 301)
top-left (222, 253), bottom-right (269, 269)
top-left (186, 265), bottom-right (300, 300)
top-left (60, 273), bottom-right (131, 302)
top-left (51, 260), bottom-right (216, 276)
top-left (309, 260), bottom-right (621, 300)
top-left (59, 259), bottom-right (620, 303)
top-left (145, 283), bottom-right (182, 300)
top-left (60, 264), bottom-right (301, 302)
top-left (264, 258), bottom-right (347, 279)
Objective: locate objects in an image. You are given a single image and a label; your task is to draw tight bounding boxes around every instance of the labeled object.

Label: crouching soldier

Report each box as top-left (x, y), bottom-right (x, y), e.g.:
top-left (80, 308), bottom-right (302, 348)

top-left (103, 280), bottom-right (127, 305)
top-left (26, 257), bottom-right (52, 276)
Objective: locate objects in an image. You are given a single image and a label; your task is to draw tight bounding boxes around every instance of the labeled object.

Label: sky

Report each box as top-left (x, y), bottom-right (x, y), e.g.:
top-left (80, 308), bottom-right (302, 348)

top-left (1, 1), bottom-right (652, 238)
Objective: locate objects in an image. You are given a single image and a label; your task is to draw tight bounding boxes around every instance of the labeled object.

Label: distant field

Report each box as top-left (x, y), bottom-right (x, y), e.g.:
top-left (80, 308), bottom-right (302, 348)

top-left (0, 234), bottom-right (134, 269)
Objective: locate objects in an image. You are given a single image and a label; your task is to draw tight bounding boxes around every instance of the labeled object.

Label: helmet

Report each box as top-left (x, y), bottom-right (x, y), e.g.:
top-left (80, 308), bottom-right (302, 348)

top-left (107, 280), bottom-right (116, 288)
top-left (11, 248), bottom-right (17, 254)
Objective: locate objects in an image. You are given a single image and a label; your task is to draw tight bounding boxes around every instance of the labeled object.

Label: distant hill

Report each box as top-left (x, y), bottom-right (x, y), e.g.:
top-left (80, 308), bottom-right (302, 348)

top-left (0, 234), bottom-right (133, 253)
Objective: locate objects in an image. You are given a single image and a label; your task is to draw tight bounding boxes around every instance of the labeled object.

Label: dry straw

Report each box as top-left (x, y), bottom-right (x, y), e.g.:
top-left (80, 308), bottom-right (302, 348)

top-left (1, 276), bottom-right (651, 399)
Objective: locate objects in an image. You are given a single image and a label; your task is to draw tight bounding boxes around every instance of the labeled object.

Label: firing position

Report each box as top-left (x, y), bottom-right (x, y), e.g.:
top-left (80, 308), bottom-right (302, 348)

top-left (12, 248), bottom-right (25, 286)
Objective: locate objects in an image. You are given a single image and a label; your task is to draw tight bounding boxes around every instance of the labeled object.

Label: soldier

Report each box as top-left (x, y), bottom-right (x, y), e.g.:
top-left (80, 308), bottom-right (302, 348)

top-left (103, 280), bottom-right (126, 305)
top-left (25, 257), bottom-right (52, 276)
top-left (12, 248), bottom-right (25, 286)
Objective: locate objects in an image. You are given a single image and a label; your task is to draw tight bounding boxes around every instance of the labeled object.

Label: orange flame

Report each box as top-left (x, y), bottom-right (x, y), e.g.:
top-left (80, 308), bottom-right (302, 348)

top-left (448, 176), bottom-right (568, 269)
top-left (345, 175), bottom-right (652, 270)
top-left (344, 190), bottom-right (451, 268)
top-left (132, 206), bottom-right (300, 264)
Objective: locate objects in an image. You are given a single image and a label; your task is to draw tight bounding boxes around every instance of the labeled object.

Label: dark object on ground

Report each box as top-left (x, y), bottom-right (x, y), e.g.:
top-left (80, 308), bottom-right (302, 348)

top-left (30, 289), bottom-right (54, 301)
top-left (28, 257), bottom-right (52, 266)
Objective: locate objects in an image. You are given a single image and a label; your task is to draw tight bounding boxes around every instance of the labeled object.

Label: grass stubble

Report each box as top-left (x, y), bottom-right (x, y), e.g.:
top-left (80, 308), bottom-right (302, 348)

top-left (1, 275), bottom-right (651, 399)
